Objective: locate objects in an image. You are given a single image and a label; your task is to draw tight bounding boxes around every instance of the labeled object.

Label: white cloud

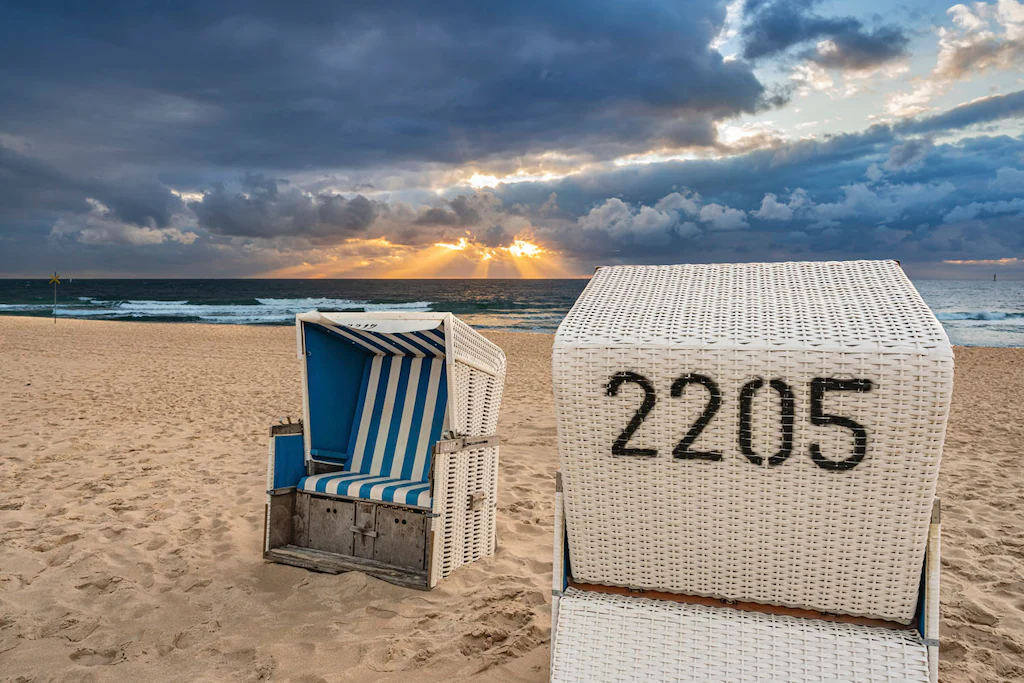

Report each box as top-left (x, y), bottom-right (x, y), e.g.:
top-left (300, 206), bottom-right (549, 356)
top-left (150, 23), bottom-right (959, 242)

top-left (754, 193), bottom-right (794, 220)
top-left (791, 62), bottom-right (834, 96)
top-left (753, 189), bottom-right (810, 220)
top-left (654, 190), bottom-right (701, 215)
top-left (699, 203), bottom-right (749, 230)
top-left (887, 0), bottom-right (1024, 117)
top-left (990, 166), bottom-right (1024, 192)
top-left (577, 198), bottom-right (677, 245)
top-left (943, 197), bottom-right (1024, 222)
top-left (809, 181), bottom-right (956, 221)
top-left (577, 188), bottom-right (749, 240)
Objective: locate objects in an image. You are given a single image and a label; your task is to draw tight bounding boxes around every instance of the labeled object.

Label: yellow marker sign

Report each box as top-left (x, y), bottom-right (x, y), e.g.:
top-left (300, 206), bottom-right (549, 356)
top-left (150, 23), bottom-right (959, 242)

top-left (49, 271), bottom-right (60, 323)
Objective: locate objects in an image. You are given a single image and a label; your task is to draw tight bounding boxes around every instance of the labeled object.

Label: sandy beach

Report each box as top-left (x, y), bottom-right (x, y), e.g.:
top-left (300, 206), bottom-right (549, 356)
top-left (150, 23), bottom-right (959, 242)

top-left (1, 316), bottom-right (1022, 683)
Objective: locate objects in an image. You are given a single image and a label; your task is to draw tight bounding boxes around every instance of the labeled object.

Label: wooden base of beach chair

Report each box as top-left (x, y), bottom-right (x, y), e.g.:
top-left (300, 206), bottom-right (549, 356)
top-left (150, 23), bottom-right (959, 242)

top-left (264, 491), bottom-right (433, 590)
top-left (265, 545), bottom-right (429, 589)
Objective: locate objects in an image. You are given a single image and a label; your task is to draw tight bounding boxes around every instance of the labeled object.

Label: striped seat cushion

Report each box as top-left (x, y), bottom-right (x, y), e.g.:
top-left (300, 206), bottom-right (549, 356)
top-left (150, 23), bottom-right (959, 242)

top-left (298, 471), bottom-right (432, 508)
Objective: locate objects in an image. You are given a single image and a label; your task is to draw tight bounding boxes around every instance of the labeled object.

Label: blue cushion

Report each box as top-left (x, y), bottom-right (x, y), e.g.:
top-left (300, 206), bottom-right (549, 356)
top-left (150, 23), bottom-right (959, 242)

top-left (298, 471), bottom-right (432, 508)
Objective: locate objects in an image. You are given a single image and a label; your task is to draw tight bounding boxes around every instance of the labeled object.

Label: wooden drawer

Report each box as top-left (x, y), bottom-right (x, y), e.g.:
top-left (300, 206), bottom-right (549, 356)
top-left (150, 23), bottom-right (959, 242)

top-left (375, 506), bottom-right (428, 570)
top-left (307, 497), bottom-right (355, 556)
top-left (301, 494), bottom-right (428, 572)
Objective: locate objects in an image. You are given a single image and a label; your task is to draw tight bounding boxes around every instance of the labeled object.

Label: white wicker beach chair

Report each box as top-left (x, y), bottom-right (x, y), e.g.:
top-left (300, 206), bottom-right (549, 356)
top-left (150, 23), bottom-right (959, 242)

top-left (264, 311), bottom-right (505, 588)
top-left (550, 260), bottom-right (950, 682)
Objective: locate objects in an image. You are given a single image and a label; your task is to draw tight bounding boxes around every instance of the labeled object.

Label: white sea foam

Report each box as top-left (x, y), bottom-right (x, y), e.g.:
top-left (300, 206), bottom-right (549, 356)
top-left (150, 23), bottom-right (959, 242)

top-left (935, 311), bottom-right (1022, 322)
top-left (44, 297), bottom-right (435, 324)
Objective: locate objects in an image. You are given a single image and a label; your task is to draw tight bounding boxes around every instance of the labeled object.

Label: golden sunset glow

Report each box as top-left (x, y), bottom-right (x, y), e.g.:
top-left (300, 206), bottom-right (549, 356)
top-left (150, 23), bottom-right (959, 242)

top-left (506, 239), bottom-right (542, 258)
top-left (261, 235), bottom-right (568, 279)
top-left (434, 237), bottom-right (470, 251)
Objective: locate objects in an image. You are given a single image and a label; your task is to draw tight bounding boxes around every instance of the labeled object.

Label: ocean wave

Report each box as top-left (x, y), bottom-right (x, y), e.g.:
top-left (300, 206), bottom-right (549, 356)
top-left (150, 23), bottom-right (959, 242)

top-left (935, 311), bottom-right (1023, 322)
top-left (29, 297), bottom-right (437, 324)
top-left (0, 303), bottom-right (54, 311)
top-left (255, 298), bottom-right (433, 311)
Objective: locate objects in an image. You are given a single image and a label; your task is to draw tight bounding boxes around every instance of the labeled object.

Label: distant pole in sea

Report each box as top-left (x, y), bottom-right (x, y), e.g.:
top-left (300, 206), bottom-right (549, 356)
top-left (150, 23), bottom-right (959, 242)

top-left (49, 271), bottom-right (60, 323)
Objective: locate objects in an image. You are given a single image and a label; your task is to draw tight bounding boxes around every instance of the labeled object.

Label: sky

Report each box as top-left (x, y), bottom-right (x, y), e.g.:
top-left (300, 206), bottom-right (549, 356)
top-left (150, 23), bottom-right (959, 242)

top-left (0, 0), bottom-right (1022, 279)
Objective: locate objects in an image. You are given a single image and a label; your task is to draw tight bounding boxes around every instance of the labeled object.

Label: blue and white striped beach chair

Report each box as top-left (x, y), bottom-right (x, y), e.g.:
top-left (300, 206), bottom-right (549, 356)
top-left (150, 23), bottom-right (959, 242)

top-left (264, 311), bottom-right (505, 588)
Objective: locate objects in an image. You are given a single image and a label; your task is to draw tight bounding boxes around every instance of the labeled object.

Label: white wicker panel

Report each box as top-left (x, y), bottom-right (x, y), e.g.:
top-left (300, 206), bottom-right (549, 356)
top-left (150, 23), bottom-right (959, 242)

top-left (266, 437), bottom-right (276, 493)
top-left (437, 450), bottom-right (470, 579)
top-left (450, 314), bottom-right (507, 377)
top-left (453, 362), bottom-right (504, 436)
top-left (432, 446), bottom-right (498, 582)
top-left (464, 445), bottom-right (498, 561)
top-left (550, 589), bottom-right (930, 683)
top-left (552, 261), bottom-right (953, 623)
top-left (556, 260), bottom-right (948, 350)
top-left (429, 455), bottom-right (450, 588)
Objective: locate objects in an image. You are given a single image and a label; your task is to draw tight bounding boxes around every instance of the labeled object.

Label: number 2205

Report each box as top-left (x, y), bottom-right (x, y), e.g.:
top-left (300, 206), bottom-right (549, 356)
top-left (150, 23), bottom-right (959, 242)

top-left (606, 372), bottom-right (874, 471)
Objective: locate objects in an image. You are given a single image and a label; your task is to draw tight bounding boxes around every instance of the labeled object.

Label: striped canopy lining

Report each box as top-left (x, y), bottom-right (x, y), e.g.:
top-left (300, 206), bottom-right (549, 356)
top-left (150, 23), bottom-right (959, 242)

top-left (300, 329), bottom-right (449, 508)
top-left (327, 324), bottom-right (446, 357)
top-left (348, 354), bottom-right (448, 481)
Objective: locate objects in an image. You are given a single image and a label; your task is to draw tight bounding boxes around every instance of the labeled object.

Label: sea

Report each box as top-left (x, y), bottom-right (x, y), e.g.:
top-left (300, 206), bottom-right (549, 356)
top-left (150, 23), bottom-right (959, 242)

top-left (0, 278), bottom-right (1021, 347)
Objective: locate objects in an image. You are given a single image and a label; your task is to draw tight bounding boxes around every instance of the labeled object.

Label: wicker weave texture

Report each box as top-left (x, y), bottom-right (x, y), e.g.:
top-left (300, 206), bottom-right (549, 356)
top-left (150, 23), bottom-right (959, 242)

top-left (550, 589), bottom-right (930, 683)
top-left (552, 261), bottom-right (952, 623)
top-left (555, 260), bottom-right (948, 351)
top-left (451, 314), bottom-right (507, 376)
top-left (431, 445), bottom-right (499, 583)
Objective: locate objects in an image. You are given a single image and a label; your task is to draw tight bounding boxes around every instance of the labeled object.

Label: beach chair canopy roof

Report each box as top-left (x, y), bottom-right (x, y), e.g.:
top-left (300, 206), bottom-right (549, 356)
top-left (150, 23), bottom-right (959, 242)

top-left (297, 310), bottom-right (448, 358)
top-left (555, 260), bottom-right (951, 356)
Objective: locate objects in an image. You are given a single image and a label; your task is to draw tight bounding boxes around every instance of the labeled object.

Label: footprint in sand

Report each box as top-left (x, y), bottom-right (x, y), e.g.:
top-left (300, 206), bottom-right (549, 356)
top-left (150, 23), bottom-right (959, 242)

top-left (69, 647), bottom-right (119, 666)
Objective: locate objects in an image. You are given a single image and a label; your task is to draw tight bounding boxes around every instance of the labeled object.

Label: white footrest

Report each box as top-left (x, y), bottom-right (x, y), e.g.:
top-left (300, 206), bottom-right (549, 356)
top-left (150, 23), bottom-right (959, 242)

top-left (551, 589), bottom-right (930, 683)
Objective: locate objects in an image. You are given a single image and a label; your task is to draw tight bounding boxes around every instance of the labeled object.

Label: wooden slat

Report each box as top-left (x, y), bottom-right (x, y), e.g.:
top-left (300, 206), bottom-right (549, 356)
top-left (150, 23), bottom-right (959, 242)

top-left (308, 498), bottom-right (355, 555)
top-left (374, 507), bottom-right (427, 570)
top-left (266, 491), bottom-right (296, 551)
top-left (353, 502), bottom-right (376, 559)
top-left (294, 492), bottom-right (311, 547)
top-left (270, 423), bottom-right (304, 437)
top-left (568, 581), bottom-right (915, 630)
top-left (266, 545), bottom-right (429, 589)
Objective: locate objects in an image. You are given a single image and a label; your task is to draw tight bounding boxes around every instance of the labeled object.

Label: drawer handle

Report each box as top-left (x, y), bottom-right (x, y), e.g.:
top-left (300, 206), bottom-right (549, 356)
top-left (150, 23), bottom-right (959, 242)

top-left (350, 526), bottom-right (378, 538)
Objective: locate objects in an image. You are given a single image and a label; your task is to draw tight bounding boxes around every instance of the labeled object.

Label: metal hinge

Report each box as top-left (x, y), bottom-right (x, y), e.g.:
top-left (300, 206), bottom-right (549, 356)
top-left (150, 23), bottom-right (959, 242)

top-left (468, 490), bottom-right (487, 510)
top-left (433, 434), bottom-right (500, 454)
top-left (350, 526), bottom-right (378, 538)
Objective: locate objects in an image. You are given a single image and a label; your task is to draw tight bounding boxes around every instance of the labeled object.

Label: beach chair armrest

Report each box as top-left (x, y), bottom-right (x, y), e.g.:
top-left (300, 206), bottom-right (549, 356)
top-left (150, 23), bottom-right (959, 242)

top-left (433, 434), bottom-right (499, 454)
top-left (924, 497), bottom-right (941, 683)
top-left (267, 428), bottom-right (306, 492)
top-left (270, 422), bottom-right (304, 437)
top-left (551, 471), bottom-right (567, 674)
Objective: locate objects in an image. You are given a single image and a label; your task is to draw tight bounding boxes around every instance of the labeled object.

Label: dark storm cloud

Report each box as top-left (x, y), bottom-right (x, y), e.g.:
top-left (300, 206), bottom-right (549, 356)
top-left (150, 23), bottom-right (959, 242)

top-left (884, 138), bottom-right (933, 171)
top-left (413, 193), bottom-right (500, 227)
top-left (189, 174), bottom-right (380, 241)
top-left (477, 224), bottom-right (514, 248)
top-left (0, 142), bottom-right (183, 227)
top-left (486, 103), bottom-right (1024, 266)
top-left (0, 0), bottom-right (765, 176)
top-left (741, 0), bottom-right (909, 69)
top-left (898, 90), bottom-right (1024, 135)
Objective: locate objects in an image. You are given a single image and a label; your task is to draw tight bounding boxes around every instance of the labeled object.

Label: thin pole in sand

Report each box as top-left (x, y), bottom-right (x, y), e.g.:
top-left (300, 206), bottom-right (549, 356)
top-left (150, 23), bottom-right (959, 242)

top-left (49, 271), bottom-right (60, 324)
